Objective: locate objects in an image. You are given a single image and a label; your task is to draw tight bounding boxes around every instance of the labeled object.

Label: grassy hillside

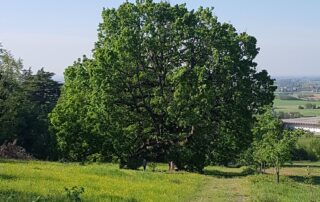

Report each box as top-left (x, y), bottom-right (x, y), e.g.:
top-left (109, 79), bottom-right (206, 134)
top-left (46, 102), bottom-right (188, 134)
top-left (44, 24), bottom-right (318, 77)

top-left (274, 99), bottom-right (320, 117)
top-left (0, 160), bottom-right (204, 202)
top-left (0, 160), bottom-right (320, 201)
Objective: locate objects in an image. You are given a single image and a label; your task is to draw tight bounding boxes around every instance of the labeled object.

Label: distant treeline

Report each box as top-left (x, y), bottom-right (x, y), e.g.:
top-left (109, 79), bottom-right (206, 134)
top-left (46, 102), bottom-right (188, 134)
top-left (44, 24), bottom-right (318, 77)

top-left (0, 45), bottom-right (61, 159)
top-left (277, 94), bottom-right (300, 100)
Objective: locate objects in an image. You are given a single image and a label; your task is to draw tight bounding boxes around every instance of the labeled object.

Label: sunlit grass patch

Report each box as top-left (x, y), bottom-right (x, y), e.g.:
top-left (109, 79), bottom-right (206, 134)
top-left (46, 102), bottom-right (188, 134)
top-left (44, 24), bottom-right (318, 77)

top-left (0, 160), bottom-right (205, 202)
top-left (250, 174), bottom-right (320, 202)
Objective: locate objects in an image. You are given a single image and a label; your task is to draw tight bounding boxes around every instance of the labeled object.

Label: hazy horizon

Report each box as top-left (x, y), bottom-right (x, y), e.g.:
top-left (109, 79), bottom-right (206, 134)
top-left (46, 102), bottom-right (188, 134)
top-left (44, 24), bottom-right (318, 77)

top-left (1, 0), bottom-right (320, 79)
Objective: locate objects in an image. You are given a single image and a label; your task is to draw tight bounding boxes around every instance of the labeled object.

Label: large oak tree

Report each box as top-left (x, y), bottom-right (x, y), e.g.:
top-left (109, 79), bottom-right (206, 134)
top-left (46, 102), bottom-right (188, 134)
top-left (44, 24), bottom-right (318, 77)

top-left (50, 0), bottom-right (276, 171)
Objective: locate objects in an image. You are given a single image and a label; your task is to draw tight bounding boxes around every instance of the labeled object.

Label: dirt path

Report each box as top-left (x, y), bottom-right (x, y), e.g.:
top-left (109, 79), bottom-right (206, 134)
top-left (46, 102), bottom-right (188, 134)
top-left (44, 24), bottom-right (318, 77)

top-left (192, 176), bottom-right (250, 202)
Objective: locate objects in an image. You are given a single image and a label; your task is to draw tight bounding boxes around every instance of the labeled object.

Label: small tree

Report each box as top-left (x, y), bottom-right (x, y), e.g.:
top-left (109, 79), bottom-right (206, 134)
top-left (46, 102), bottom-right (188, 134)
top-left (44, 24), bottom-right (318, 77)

top-left (252, 107), bottom-right (300, 183)
top-left (266, 130), bottom-right (299, 183)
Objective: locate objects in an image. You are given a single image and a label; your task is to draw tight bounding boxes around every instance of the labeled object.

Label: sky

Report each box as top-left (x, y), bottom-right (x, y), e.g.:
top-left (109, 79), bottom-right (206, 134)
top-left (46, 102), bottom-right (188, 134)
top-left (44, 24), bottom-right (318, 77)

top-left (1, 0), bottom-right (320, 80)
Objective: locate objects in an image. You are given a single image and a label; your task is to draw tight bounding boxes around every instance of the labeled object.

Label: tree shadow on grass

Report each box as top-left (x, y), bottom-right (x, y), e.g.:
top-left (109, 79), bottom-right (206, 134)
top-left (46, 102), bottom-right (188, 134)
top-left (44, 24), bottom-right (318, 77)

top-left (0, 174), bottom-right (16, 180)
top-left (203, 168), bottom-right (255, 178)
top-left (0, 190), bottom-right (66, 202)
top-left (0, 159), bottom-right (29, 164)
top-left (0, 190), bottom-right (140, 202)
top-left (99, 194), bottom-right (140, 202)
top-left (284, 164), bottom-right (320, 168)
top-left (289, 175), bottom-right (320, 186)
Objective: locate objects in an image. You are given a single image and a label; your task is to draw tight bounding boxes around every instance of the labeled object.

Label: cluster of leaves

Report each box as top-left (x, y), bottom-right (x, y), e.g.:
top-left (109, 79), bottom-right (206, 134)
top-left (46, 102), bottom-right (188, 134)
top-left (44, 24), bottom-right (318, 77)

top-left (0, 44), bottom-right (61, 159)
top-left (50, 0), bottom-right (275, 171)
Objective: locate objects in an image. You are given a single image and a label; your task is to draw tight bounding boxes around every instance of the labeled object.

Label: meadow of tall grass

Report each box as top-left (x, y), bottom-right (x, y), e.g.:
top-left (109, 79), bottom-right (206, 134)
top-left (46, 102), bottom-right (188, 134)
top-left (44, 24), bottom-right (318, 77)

top-left (0, 160), bottom-right (320, 202)
top-left (0, 160), bottom-right (204, 202)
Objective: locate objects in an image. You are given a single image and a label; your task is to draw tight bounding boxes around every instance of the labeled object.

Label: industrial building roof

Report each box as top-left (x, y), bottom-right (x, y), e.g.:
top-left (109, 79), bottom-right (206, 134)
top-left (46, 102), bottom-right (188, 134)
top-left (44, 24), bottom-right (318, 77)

top-left (282, 117), bottom-right (320, 125)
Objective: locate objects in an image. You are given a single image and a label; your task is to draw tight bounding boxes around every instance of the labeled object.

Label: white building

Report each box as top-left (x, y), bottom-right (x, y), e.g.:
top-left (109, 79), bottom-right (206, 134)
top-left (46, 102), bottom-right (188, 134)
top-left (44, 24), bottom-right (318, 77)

top-left (282, 117), bottom-right (320, 134)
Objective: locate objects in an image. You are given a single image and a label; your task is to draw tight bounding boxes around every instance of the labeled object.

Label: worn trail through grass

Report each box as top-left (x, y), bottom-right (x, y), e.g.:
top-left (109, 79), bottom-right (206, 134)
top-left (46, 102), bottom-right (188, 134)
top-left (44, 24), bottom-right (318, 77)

top-left (192, 177), bottom-right (249, 202)
top-left (192, 167), bottom-right (250, 202)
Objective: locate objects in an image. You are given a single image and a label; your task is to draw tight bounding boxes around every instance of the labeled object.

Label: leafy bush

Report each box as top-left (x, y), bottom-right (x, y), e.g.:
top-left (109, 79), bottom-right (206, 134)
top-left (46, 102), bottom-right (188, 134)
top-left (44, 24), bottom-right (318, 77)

top-left (149, 162), bottom-right (157, 172)
top-left (87, 153), bottom-right (103, 162)
top-left (64, 186), bottom-right (84, 202)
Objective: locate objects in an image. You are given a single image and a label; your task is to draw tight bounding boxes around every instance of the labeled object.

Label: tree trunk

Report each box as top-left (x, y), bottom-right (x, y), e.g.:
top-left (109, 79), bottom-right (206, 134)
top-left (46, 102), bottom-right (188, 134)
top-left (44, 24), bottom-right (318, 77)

top-left (275, 167), bottom-right (280, 183)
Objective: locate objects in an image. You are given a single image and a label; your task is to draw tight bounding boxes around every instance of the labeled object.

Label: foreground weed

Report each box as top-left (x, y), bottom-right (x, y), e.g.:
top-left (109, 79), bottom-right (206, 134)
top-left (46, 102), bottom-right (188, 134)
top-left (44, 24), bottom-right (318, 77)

top-left (65, 186), bottom-right (85, 202)
top-left (149, 162), bottom-right (157, 172)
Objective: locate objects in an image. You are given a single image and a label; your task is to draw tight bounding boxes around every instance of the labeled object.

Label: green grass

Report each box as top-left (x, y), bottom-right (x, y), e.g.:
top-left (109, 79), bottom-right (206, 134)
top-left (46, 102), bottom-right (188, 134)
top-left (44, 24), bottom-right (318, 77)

top-left (0, 160), bottom-right (204, 202)
top-left (193, 166), bottom-right (250, 202)
top-left (254, 162), bottom-right (320, 202)
top-left (250, 174), bottom-right (320, 202)
top-left (273, 98), bottom-right (320, 116)
top-left (298, 136), bottom-right (320, 145)
top-left (296, 136), bottom-right (320, 161)
top-left (1, 160), bottom-right (320, 202)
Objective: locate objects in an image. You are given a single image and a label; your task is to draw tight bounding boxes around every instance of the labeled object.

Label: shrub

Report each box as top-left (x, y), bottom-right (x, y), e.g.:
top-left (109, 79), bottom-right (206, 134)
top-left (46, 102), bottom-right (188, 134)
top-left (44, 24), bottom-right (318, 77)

top-left (65, 186), bottom-right (85, 202)
top-left (87, 153), bottom-right (103, 162)
top-left (149, 162), bottom-right (157, 172)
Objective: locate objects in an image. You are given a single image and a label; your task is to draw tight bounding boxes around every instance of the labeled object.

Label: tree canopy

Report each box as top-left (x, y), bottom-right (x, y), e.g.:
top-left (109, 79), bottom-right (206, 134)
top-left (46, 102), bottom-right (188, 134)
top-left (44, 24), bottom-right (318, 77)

top-left (50, 1), bottom-right (276, 171)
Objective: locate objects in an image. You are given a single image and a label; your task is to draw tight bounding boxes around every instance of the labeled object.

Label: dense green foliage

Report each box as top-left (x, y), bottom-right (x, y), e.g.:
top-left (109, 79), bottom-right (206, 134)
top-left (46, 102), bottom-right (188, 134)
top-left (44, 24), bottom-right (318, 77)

top-left (0, 45), bottom-right (61, 159)
top-left (50, 1), bottom-right (275, 171)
